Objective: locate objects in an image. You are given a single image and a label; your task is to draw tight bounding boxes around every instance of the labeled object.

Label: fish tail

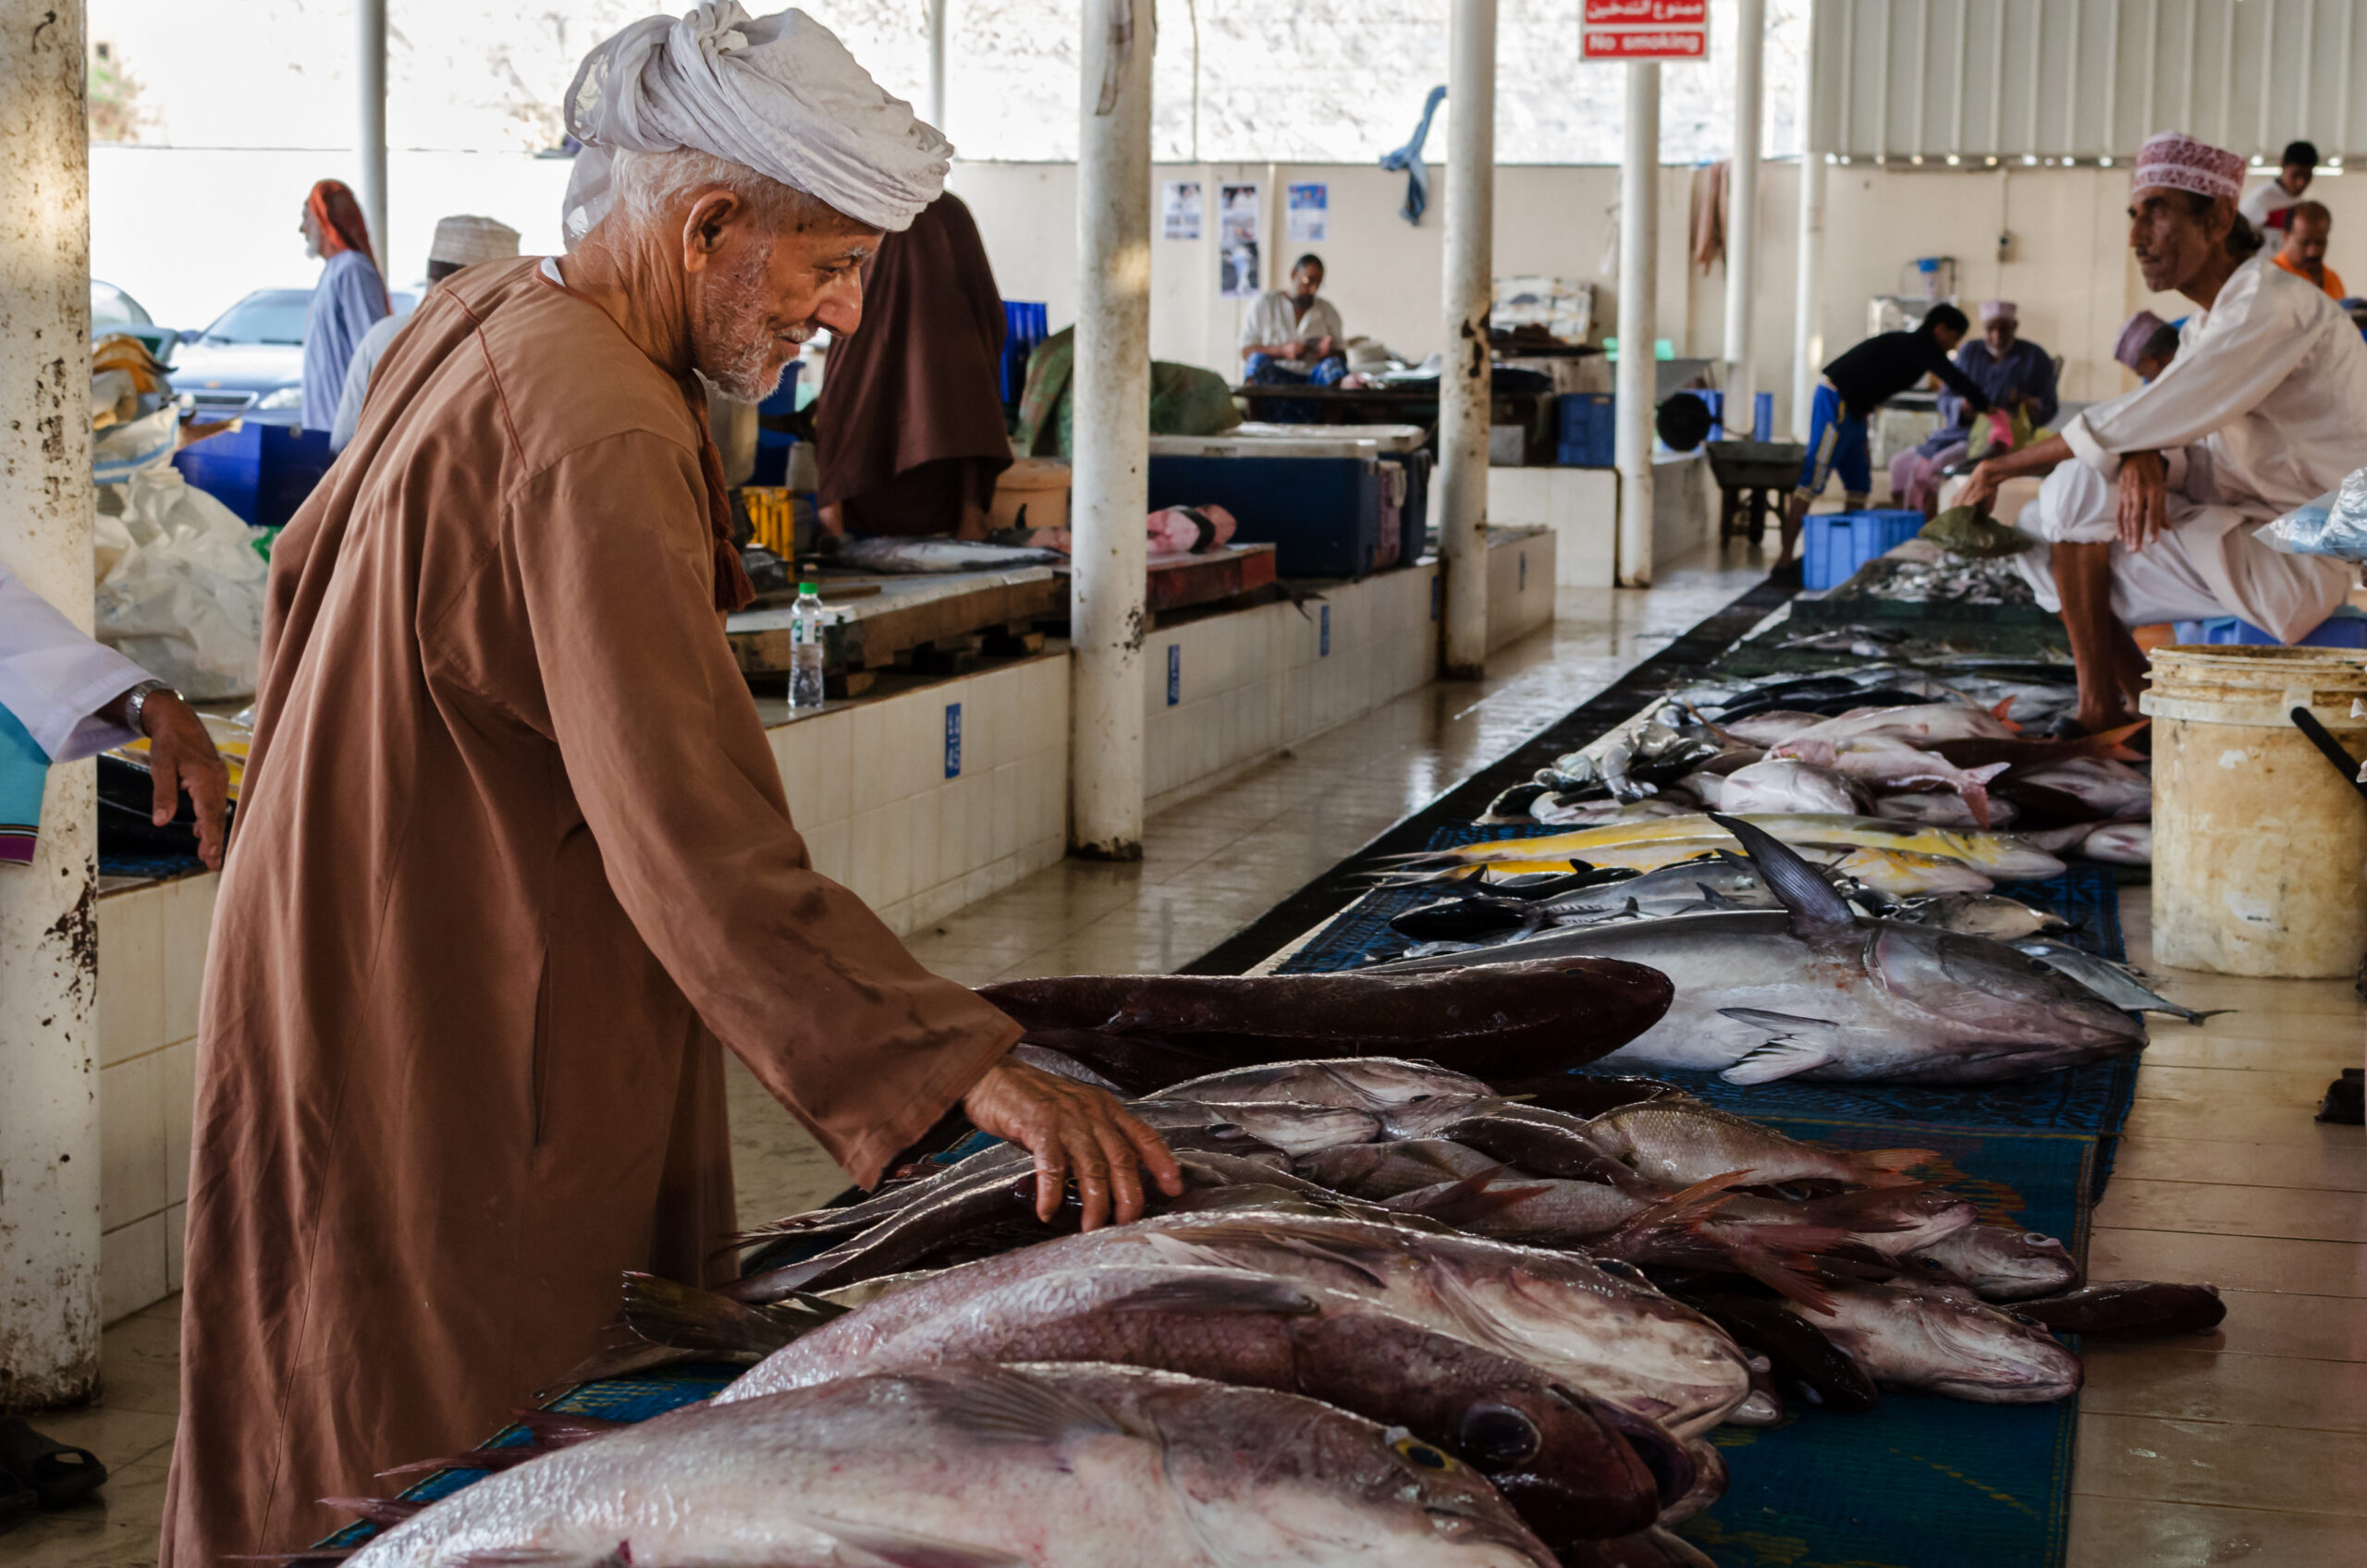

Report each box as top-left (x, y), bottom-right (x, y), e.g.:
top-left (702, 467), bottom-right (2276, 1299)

top-left (621, 1270), bottom-right (838, 1356)
top-left (1729, 1243), bottom-right (1842, 1314)
top-left (2073, 718), bottom-right (2151, 762)
top-left (1787, 1183), bottom-right (1943, 1231)
top-left (1960, 778), bottom-right (1993, 829)
top-left (1389, 1167), bottom-right (1554, 1226)
top-left (1845, 1147), bottom-right (1940, 1187)
top-left (1991, 697), bottom-right (2022, 732)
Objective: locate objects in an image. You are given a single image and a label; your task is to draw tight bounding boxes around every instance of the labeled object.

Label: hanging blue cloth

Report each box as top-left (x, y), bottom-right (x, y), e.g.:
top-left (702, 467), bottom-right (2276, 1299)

top-left (1378, 85), bottom-right (1448, 227)
top-left (1, 705), bottom-right (47, 867)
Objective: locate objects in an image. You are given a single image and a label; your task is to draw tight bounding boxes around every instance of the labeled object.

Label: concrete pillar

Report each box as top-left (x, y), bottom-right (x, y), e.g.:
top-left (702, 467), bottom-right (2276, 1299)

top-left (1792, 151), bottom-right (1826, 441)
top-left (1614, 61), bottom-right (1660, 588)
top-left (356, 0), bottom-right (387, 255)
top-left (1723, 0), bottom-right (1765, 431)
top-left (1067, 0), bottom-right (1151, 859)
top-left (0, 0), bottom-right (102, 1410)
top-left (1436, 0), bottom-right (1495, 680)
top-left (926, 0), bottom-right (948, 130)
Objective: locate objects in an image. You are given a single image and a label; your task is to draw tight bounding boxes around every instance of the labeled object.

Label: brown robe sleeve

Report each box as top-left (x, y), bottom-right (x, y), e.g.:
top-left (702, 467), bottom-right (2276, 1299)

top-left (494, 430), bottom-right (1019, 1185)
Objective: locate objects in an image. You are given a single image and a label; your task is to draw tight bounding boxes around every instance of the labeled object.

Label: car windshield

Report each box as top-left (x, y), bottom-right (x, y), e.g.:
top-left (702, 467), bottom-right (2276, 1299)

top-left (201, 291), bottom-right (313, 347)
top-left (92, 282), bottom-right (151, 329)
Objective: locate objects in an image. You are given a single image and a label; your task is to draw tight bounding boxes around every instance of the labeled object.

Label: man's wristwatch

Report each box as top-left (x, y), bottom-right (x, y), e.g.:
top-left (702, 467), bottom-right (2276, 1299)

top-left (121, 679), bottom-right (175, 735)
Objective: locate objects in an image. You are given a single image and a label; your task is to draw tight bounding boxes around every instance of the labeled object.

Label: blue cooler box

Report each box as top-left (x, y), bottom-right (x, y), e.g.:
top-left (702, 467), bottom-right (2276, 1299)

top-left (2171, 607), bottom-right (2367, 647)
top-left (1556, 393), bottom-right (1615, 468)
top-left (1147, 425), bottom-right (1428, 578)
top-left (173, 423), bottom-right (335, 529)
top-left (1803, 508), bottom-right (1925, 591)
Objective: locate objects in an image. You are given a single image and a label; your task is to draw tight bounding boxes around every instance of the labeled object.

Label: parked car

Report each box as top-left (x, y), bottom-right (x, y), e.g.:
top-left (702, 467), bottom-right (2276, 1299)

top-left (173, 286), bottom-right (417, 426)
top-left (92, 279), bottom-right (177, 362)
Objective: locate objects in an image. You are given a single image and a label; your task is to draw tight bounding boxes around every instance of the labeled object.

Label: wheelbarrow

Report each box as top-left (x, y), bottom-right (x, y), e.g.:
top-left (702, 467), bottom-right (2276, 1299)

top-left (1705, 439), bottom-right (1808, 545)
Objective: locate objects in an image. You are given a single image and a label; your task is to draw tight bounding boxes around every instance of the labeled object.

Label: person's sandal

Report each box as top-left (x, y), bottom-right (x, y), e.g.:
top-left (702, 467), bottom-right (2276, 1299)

top-left (0, 1416), bottom-right (108, 1509)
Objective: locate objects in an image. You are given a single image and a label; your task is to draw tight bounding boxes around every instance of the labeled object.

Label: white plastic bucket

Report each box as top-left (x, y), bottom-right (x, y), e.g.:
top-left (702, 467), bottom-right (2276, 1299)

top-left (2141, 644), bottom-right (2367, 977)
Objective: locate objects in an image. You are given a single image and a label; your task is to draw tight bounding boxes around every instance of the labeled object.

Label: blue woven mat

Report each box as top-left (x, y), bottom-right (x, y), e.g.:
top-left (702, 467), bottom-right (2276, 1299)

top-left (315, 1363), bottom-right (741, 1550)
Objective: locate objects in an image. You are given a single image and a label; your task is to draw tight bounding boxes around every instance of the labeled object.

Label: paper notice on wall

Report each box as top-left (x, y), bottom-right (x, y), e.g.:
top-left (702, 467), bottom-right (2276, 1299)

top-left (1162, 179), bottom-right (1203, 240)
top-left (1220, 182), bottom-right (1260, 298)
top-left (1286, 183), bottom-right (1329, 243)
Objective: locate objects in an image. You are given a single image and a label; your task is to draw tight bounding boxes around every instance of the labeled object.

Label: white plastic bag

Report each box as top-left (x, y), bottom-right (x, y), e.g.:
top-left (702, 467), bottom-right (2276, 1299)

top-left (2262, 468), bottom-right (2367, 558)
top-left (92, 405), bottom-right (180, 484)
top-left (93, 467), bottom-right (269, 699)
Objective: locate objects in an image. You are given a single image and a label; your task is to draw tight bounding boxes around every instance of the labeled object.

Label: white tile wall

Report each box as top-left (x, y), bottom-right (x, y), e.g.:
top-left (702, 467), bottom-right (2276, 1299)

top-left (97, 872), bottom-right (213, 1325)
top-left (1490, 467), bottom-right (1620, 587)
top-left (1487, 527), bottom-right (1558, 653)
top-left (767, 651), bottom-right (1073, 939)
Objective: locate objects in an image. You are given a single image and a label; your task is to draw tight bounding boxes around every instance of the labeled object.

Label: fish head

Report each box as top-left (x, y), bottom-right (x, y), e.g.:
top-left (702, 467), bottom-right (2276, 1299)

top-left (1860, 924), bottom-right (2146, 1072)
top-left (1890, 1289), bottom-right (2085, 1402)
top-left (1909, 1226), bottom-right (2083, 1301)
top-left (1203, 1101), bottom-right (1383, 1157)
top-left (1146, 1385), bottom-right (1559, 1567)
top-left (1832, 848), bottom-right (1995, 896)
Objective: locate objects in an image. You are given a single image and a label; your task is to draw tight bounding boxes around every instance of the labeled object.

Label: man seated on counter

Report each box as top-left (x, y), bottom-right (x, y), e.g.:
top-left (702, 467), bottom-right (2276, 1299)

top-left (1962, 132), bottom-right (2367, 734)
top-left (1240, 252), bottom-right (1349, 388)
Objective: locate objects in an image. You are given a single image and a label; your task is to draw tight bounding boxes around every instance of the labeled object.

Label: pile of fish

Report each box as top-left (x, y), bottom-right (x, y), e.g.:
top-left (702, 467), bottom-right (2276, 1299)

top-left (1482, 659), bottom-right (2153, 867)
top-left (334, 1026), bottom-right (2226, 1568)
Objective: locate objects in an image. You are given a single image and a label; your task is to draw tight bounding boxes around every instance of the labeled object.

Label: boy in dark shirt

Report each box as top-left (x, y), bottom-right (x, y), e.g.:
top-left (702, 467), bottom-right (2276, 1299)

top-left (1780, 302), bottom-right (1991, 570)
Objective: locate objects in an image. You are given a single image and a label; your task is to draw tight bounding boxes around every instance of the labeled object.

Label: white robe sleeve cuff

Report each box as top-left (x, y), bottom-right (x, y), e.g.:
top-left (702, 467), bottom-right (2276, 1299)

top-left (2060, 412), bottom-right (2118, 481)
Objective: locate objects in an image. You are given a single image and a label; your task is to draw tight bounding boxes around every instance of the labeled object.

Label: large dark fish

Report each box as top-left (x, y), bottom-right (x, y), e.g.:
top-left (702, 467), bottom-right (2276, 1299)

top-left (1671, 1289), bottom-right (1881, 1414)
top-left (1382, 815), bottom-right (2145, 1084)
top-left (978, 960), bottom-right (1676, 1080)
top-left (720, 1263), bottom-right (1684, 1546)
top-left (348, 1362), bottom-right (1562, 1568)
top-left (2014, 1280), bottom-right (2226, 1336)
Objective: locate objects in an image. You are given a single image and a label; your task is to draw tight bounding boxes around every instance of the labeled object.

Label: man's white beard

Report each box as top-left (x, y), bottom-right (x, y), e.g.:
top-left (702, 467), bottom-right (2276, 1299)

top-left (693, 248), bottom-right (809, 402)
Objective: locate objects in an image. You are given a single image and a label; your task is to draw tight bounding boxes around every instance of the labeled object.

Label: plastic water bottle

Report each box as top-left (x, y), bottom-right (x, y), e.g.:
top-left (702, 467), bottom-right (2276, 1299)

top-left (789, 582), bottom-right (828, 709)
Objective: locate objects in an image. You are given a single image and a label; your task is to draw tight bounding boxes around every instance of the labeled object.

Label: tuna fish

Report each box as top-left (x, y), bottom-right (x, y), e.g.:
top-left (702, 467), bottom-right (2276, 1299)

top-left (347, 1362), bottom-right (1561, 1568)
top-left (1385, 816), bottom-right (2144, 1084)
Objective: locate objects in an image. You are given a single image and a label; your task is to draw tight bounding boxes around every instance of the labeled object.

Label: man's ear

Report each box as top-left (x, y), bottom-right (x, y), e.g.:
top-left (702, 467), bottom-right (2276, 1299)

top-left (681, 190), bottom-right (743, 276)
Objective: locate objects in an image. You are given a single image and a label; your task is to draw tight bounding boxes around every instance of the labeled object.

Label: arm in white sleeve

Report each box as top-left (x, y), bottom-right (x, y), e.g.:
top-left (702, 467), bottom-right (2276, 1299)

top-left (2061, 273), bottom-right (2319, 480)
top-left (0, 565), bottom-right (149, 761)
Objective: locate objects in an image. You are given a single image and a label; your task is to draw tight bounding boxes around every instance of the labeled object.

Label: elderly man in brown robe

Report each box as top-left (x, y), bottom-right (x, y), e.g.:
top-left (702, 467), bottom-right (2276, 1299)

top-left (160, 9), bottom-right (1177, 1564)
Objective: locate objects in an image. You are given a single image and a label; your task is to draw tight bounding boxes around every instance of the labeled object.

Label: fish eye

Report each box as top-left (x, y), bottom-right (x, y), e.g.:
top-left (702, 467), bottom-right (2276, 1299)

top-left (1391, 1433), bottom-right (1459, 1472)
top-left (1596, 1259), bottom-right (1648, 1283)
top-left (2010, 1313), bottom-right (2045, 1328)
top-left (2022, 1232), bottom-right (2059, 1248)
top-left (1457, 1403), bottom-right (1543, 1466)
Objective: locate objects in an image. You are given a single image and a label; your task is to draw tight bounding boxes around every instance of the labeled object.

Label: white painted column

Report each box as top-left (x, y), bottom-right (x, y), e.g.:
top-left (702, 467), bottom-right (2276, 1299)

top-left (1791, 150), bottom-right (1826, 441)
top-left (1723, 0), bottom-right (1765, 435)
top-left (356, 0), bottom-right (387, 255)
top-left (1614, 60), bottom-right (1661, 588)
top-left (1068, 0), bottom-right (1151, 859)
top-left (1436, 0), bottom-right (1496, 680)
top-left (926, 0), bottom-right (949, 130)
top-left (0, 0), bottom-right (101, 1407)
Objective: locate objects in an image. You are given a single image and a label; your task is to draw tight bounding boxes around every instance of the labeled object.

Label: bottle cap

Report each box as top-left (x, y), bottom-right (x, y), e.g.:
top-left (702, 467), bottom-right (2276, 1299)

top-left (798, 582), bottom-right (818, 594)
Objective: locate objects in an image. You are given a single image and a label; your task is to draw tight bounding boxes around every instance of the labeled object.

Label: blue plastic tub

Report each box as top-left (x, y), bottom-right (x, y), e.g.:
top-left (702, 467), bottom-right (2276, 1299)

top-left (1556, 394), bottom-right (1615, 467)
top-left (1803, 508), bottom-right (1925, 591)
top-left (172, 424), bottom-right (334, 529)
top-left (1147, 454), bottom-right (1382, 577)
top-left (2170, 608), bottom-right (2367, 648)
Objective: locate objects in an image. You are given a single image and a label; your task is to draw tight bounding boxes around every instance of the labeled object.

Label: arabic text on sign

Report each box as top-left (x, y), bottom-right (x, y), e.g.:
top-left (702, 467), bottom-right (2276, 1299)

top-left (1583, 0), bottom-right (1706, 22)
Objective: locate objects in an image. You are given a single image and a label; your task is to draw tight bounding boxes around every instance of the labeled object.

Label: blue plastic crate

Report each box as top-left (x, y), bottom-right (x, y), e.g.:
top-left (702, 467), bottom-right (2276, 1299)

top-left (1556, 393), bottom-right (1615, 467)
top-left (1803, 508), bottom-right (1925, 591)
top-left (2170, 608), bottom-right (2367, 647)
top-left (1147, 453), bottom-right (1381, 578)
top-left (1000, 300), bottom-right (1049, 404)
top-left (171, 423), bottom-right (334, 529)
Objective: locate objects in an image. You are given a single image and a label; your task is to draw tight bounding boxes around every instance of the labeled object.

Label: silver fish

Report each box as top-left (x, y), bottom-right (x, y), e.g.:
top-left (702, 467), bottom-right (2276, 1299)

top-left (1718, 758), bottom-right (1867, 816)
top-left (1159, 1057), bottom-right (1497, 1109)
top-left (2081, 821), bottom-right (2152, 865)
top-left (350, 1362), bottom-right (1559, 1568)
top-left (1583, 1097), bottom-right (1934, 1191)
top-left (1872, 790), bottom-right (2018, 830)
top-left (1905, 1223), bottom-right (2083, 1302)
top-left (1130, 1097), bottom-right (1383, 1156)
top-left (764, 1207), bottom-right (1757, 1439)
top-left (1384, 815), bottom-right (2145, 1084)
top-left (1783, 1280), bottom-right (2082, 1403)
top-left (819, 533), bottom-right (1069, 574)
top-left (2009, 939), bottom-right (2221, 1023)
top-left (2015, 756), bottom-right (2152, 821)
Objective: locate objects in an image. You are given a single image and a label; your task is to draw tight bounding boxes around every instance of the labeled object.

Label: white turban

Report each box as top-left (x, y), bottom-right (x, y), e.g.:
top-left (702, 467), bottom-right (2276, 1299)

top-left (561, 4), bottom-right (950, 243)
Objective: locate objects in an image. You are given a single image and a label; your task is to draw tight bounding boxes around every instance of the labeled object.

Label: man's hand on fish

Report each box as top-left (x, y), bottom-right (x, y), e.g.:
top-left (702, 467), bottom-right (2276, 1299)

top-left (2116, 449), bottom-right (2170, 552)
top-left (961, 1057), bottom-right (1185, 1229)
top-left (1957, 458), bottom-right (2005, 515)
